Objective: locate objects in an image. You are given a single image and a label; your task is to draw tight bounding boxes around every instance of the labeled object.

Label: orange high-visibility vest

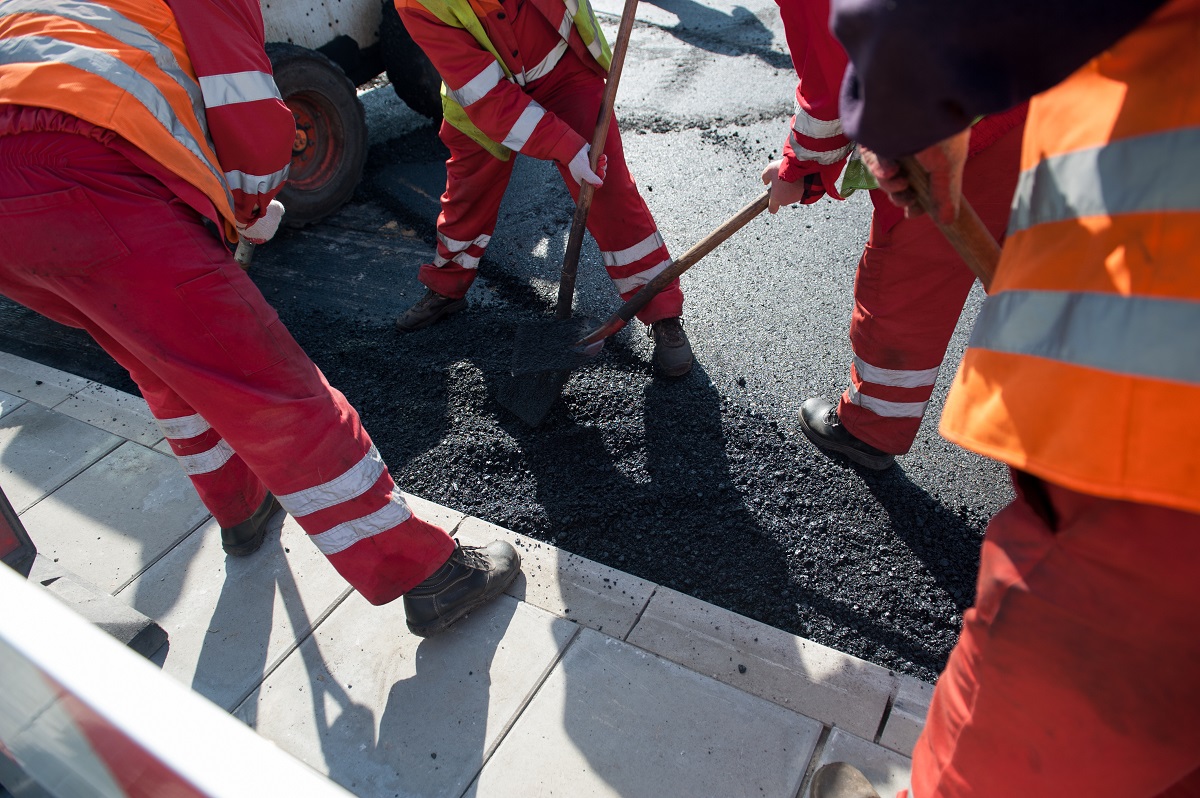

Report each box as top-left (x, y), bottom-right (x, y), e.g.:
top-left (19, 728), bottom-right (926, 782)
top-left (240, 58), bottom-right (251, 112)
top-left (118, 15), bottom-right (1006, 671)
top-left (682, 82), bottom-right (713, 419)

top-left (0, 0), bottom-right (237, 237)
top-left (940, 0), bottom-right (1200, 515)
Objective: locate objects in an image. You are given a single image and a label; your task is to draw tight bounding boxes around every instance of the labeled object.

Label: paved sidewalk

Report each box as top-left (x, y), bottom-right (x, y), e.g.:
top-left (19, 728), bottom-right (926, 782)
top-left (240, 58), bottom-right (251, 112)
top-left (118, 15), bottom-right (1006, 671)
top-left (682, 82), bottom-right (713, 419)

top-left (0, 349), bottom-right (929, 798)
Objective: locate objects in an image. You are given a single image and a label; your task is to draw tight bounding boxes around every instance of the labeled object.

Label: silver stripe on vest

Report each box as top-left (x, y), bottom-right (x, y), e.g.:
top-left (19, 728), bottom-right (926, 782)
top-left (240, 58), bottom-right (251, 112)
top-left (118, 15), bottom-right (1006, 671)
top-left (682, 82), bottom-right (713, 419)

top-left (847, 384), bottom-right (927, 419)
top-left (199, 70), bottom-right (281, 108)
top-left (225, 164), bottom-right (290, 196)
top-left (502, 103), bottom-right (545, 152)
top-left (275, 445), bottom-right (386, 518)
top-left (0, 36), bottom-right (233, 209)
top-left (792, 99), bottom-right (844, 140)
top-left (155, 413), bottom-right (211, 440)
top-left (601, 231), bottom-right (666, 268)
top-left (788, 132), bottom-right (853, 165)
top-left (176, 439), bottom-right (236, 476)
top-left (970, 290), bottom-right (1200, 385)
top-left (612, 259), bottom-right (671, 294)
top-left (1008, 127), bottom-right (1200, 236)
top-left (308, 488), bottom-right (413, 556)
top-left (852, 356), bottom-right (941, 390)
top-left (447, 60), bottom-right (505, 107)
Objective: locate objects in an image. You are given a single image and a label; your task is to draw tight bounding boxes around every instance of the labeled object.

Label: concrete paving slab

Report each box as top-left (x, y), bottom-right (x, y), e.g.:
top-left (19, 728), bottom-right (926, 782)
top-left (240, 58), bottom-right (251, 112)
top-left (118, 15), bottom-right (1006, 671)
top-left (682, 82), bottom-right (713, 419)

top-left (121, 512), bottom-right (353, 711)
top-left (17, 441), bottom-right (208, 594)
top-left (456, 516), bottom-right (657, 639)
top-left (0, 401), bottom-right (119, 513)
top-left (0, 351), bottom-right (89, 408)
top-left (0, 389), bottom-right (25, 419)
top-left (403, 491), bottom-right (467, 536)
top-left (627, 586), bottom-right (896, 741)
top-left (54, 383), bottom-right (162, 447)
top-left (808, 728), bottom-right (912, 798)
top-left (475, 627), bottom-right (822, 798)
top-left (236, 591), bottom-right (577, 798)
top-left (878, 676), bottom-right (933, 757)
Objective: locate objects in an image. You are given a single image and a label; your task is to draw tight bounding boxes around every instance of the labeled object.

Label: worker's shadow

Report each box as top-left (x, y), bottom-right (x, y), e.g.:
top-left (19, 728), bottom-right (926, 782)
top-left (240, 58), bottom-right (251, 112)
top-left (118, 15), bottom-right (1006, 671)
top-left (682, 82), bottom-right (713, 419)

top-left (641, 0), bottom-right (793, 70)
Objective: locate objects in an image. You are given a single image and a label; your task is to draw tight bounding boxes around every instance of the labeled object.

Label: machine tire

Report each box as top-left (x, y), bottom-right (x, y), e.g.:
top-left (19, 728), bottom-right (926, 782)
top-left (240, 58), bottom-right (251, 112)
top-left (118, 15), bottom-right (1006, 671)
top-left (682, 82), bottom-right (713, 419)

top-left (266, 42), bottom-right (367, 228)
top-left (380, 0), bottom-right (443, 121)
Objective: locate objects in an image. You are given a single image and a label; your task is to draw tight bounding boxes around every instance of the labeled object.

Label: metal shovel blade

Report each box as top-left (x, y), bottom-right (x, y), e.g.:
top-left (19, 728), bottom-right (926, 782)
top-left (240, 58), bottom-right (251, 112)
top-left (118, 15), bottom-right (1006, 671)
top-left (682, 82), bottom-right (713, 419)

top-left (497, 317), bottom-right (598, 427)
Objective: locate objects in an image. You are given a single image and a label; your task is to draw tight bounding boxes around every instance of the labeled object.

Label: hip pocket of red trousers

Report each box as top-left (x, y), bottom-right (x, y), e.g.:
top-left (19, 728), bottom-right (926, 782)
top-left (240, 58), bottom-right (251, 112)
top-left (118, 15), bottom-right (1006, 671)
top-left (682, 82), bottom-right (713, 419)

top-left (175, 268), bottom-right (287, 376)
top-left (0, 186), bottom-right (129, 276)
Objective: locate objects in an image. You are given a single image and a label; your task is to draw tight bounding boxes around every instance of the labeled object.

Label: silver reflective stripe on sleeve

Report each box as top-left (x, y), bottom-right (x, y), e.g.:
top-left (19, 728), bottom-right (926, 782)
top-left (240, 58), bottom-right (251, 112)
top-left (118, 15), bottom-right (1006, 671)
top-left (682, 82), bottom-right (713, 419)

top-left (447, 60), bottom-right (505, 108)
top-left (198, 70), bottom-right (281, 108)
top-left (155, 413), bottom-right (211, 440)
top-left (788, 132), bottom-right (853, 165)
top-left (225, 164), bottom-right (290, 196)
top-left (308, 488), bottom-right (413, 555)
top-left (176, 440), bottom-right (236, 475)
top-left (601, 231), bottom-right (666, 268)
top-left (852, 356), bottom-right (941, 389)
top-left (792, 100), bottom-right (843, 139)
top-left (501, 103), bottom-right (546, 152)
top-left (612, 259), bottom-right (671, 294)
top-left (847, 384), bottom-right (927, 419)
top-left (523, 39), bottom-right (568, 83)
top-left (1008, 127), bottom-right (1200, 235)
top-left (275, 446), bottom-right (387, 517)
top-left (970, 290), bottom-right (1200, 386)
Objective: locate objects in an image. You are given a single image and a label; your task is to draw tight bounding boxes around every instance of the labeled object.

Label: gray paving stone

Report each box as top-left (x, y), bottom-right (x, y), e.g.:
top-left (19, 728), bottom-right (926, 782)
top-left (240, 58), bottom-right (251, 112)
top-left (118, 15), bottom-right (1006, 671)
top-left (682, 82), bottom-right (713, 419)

top-left (121, 512), bottom-right (353, 711)
top-left (456, 515), bottom-right (657, 639)
top-left (808, 728), bottom-right (912, 798)
top-left (236, 591), bottom-right (576, 798)
top-left (879, 675), bottom-right (934, 757)
top-left (475, 627), bottom-right (822, 797)
top-left (0, 401), bottom-right (119, 512)
top-left (0, 352), bottom-right (89, 407)
top-left (627, 586), bottom-right (896, 741)
top-left (0, 389), bottom-right (25, 419)
top-left (55, 383), bottom-right (162, 447)
top-left (18, 441), bottom-right (208, 594)
top-left (403, 491), bottom-right (467, 534)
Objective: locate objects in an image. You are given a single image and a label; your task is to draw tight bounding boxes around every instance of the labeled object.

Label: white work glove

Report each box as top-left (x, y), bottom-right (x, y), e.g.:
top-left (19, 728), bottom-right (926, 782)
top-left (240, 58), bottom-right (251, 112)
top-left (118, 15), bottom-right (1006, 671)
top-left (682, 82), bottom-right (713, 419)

top-left (237, 199), bottom-right (286, 245)
top-left (566, 144), bottom-right (607, 188)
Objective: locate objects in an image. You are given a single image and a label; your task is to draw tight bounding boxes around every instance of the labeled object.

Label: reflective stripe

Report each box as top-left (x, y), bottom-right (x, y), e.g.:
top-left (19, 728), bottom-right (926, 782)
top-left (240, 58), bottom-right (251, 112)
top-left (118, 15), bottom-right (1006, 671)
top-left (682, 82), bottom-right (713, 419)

top-left (433, 250), bottom-right (481, 269)
top-left (0, 35), bottom-right (231, 207)
top-left (155, 413), bottom-right (211, 440)
top-left (612, 259), bottom-right (670, 294)
top-left (501, 103), bottom-right (545, 152)
top-left (557, 13), bottom-right (572, 39)
top-left (447, 60), bottom-right (504, 107)
top-left (275, 446), bottom-right (386, 517)
top-left (792, 101), bottom-right (843, 140)
top-left (601, 231), bottom-right (665, 268)
top-left (198, 70), bottom-right (281, 108)
top-left (176, 440), bottom-right (236, 475)
top-left (970, 290), bottom-right (1200, 385)
top-left (1009, 127), bottom-right (1200, 235)
top-left (788, 133), bottom-right (853, 165)
top-left (308, 488), bottom-right (413, 556)
top-left (847, 384), bottom-right (927, 419)
top-left (523, 40), bottom-right (568, 83)
top-left (580, 1), bottom-right (606, 62)
top-left (224, 164), bottom-right (289, 196)
top-left (852, 356), bottom-right (941, 389)
top-left (437, 231), bottom-right (491, 252)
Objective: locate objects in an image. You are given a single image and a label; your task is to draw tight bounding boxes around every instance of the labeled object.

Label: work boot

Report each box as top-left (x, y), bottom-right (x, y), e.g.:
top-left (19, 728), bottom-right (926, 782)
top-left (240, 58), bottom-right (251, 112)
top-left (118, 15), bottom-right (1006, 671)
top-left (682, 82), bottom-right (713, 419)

top-left (810, 763), bottom-right (882, 798)
top-left (649, 317), bottom-right (694, 377)
top-left (221, 493), bottom-right (283, 556)
top-left (799, 397), bottom-right (895, 470)
top-left (395, 289), bottom-right (467, 332)
top-left (403, 539), bottom-right (521, 637)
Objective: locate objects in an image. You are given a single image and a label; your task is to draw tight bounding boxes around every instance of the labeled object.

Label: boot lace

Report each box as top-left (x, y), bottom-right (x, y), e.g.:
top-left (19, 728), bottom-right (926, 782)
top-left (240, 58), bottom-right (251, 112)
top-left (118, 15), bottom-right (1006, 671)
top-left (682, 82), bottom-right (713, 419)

top-left (649, 317), bottom-right (685, 346)
top-left (823, 406), bottom-right (842, 429)
top-left (451, 541), bottom-right (491, 569)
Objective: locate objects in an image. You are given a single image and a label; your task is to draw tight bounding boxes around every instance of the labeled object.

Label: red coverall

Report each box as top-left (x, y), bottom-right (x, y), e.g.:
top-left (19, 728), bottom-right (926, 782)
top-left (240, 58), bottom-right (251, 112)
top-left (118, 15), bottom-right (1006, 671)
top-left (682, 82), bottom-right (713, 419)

top-left (775, 0), bottom-right (1025, 455)
top-left (397, 0), bottom-right (684, 323)
top-left (0, 0), bottom-right (454, 605)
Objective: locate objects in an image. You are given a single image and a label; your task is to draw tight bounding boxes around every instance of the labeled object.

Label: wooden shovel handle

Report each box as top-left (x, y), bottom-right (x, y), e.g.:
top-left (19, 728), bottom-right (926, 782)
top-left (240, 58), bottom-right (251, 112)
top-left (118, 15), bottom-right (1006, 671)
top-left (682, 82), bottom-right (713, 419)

top-left (555, 0), bottom-right (640, 320)
top-left (897, 155), bottom-right (1001, 290)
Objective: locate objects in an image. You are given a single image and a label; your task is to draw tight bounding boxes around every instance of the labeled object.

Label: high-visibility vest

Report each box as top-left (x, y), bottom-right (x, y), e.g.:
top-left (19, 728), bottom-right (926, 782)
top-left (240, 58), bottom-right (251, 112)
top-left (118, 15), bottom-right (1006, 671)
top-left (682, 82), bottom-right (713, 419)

top-left (0, 0), bottom-right (236, 235)
top-left (939, 0), bottom-right (1200, 515)
top-left (410, 0), bottom-right (611, 160)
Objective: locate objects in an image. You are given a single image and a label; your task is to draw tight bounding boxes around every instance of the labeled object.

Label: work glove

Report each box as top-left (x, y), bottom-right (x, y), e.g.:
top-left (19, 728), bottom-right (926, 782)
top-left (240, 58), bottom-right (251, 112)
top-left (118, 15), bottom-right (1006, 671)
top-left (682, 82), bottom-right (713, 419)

top-left (236, 199), bottom-right (286, 245)
top-left (566, 144), bottom-right (607, 188)
top-left (858, 128), bottom-right (969, 224)
top-left (761, 161), bottom-right (825, 213)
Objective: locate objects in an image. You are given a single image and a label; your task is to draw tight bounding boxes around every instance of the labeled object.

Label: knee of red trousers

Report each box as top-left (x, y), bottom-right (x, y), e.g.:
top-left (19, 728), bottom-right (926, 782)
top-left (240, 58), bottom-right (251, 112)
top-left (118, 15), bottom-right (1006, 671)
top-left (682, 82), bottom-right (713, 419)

top-left (322, 515), bottom-right (456, 606)
top-left (625, 280), bottom-right (684, 325)
top-left (837, 394), bottom-right (921, 455)
top-left (418, 262), bottom-right (476, 299)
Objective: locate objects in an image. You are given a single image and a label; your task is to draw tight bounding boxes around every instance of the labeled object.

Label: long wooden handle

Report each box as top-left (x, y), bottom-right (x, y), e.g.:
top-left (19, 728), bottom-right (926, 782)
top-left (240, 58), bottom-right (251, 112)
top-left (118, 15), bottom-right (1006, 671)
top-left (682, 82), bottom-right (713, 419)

top-left (898, 155), bottom-right (1001, 290)
top-left (555, 0), bottom-right (640, 320)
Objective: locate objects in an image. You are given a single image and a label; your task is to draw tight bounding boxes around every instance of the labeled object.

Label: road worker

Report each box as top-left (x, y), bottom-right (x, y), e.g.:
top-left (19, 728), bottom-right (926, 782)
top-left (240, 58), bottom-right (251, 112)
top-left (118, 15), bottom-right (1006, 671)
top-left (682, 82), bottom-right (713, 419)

top-left (809, 0), bottom-right (1200, 793)
top-left (0, 0), bottom-right (519, 637)
top-left (761, 0), bottom-right (1025, 471)
top-left (393, 0), bottom-right (695, 378)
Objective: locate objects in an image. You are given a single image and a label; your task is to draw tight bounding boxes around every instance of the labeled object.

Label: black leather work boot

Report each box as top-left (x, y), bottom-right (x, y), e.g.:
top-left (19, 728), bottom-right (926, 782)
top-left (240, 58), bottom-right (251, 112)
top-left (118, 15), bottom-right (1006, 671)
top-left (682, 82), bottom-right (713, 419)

top-left (403, 540), bottom-right (521, 637)
top-left (649, 317), bottom-right (694, 377)
top-left (221, 492), bottom-right (283, 556)
top-left (810, 763), bottom-right (882, 798)
top-left (395, 288), bottom-right (467, 332)
top-left (799, 397), bottom-right (895, 471)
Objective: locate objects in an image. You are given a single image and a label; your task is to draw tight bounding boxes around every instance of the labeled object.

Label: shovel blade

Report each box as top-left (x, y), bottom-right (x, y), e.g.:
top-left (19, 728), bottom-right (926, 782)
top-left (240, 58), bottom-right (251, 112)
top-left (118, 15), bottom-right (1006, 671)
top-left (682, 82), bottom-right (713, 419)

top-left (497, 317), bottom-right (596, 426)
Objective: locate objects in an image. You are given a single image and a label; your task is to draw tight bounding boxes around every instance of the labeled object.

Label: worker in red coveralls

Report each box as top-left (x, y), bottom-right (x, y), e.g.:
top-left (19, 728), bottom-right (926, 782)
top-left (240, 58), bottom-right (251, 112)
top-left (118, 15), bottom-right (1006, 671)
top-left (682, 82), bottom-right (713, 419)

top-left (760, 0), bottom-right (1026, 471)
top-left (393, 0), bottom-right (695, 378)
top-left (806, 0), bottom-right (1200, 795)
top-left (0, 0), bottom-right (518, 638)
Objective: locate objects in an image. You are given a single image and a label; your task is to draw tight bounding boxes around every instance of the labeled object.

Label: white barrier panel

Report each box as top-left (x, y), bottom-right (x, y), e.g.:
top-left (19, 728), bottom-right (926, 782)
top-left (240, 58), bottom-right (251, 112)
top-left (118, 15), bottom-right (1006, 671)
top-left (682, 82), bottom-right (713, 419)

top-left (0, 563), bottom-right (355, 798)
